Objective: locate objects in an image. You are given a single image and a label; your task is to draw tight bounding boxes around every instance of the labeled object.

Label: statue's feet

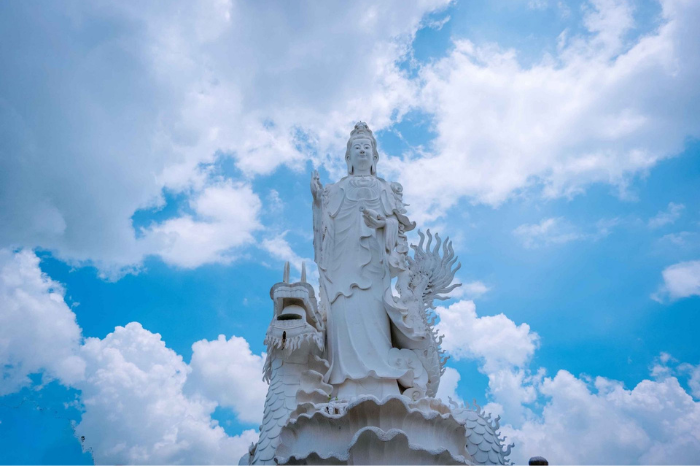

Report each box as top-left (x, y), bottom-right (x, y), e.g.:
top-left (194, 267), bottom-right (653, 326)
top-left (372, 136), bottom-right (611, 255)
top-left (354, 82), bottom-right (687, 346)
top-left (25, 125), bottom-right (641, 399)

top-left (332, 377), bottom-right (400, 401)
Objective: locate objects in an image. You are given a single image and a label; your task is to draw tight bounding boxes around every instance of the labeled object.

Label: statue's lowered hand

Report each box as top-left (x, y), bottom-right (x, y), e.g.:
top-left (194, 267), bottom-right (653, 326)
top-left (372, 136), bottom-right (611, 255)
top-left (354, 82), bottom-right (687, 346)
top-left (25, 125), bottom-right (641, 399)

top-left (362, 207), bottom-right (386, 229)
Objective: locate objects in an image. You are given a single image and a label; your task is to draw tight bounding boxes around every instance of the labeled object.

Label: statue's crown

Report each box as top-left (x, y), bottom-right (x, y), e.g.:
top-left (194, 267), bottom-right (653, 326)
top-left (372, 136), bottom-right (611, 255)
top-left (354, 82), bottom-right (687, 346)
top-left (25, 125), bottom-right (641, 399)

top-left (350, 121), bottom-right (373, 139)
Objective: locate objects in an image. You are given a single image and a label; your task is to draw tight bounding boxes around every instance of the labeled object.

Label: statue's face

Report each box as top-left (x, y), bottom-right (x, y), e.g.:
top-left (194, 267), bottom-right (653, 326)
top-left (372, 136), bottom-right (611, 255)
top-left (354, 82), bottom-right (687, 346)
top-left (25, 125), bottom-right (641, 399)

top-left (348, 137), bottom-right (374, 173)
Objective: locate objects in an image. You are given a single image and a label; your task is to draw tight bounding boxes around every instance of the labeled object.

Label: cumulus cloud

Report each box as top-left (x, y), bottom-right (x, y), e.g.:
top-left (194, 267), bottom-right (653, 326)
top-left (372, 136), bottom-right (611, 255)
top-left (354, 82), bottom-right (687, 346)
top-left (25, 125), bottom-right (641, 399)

top-left (437, 297), bottom-right (700, 464)
top-left (0, 0), bottom-right (449, 275)
top-left (438, 300), bottom-right (539, 371)
top-left (652, 259), bottom-right (700, 302)
top-left (141, 180), bottom-right (262, 269)
top-left (436, 300), bottom-right (540, 423)
top-left (0, 249), bottom-right (84, 395)
top-left (0, 249), bottom-right (266, 462)
top-left (648, 202), bottom-right (685, 229)
top-left (76, 323), bottom-right (258, 464)
top-left (392, 0), bottom-right (700, 221)
top-left (188, 335), bottom-right (267, 425)
top-left (501, 369), bottom-right (700, 465)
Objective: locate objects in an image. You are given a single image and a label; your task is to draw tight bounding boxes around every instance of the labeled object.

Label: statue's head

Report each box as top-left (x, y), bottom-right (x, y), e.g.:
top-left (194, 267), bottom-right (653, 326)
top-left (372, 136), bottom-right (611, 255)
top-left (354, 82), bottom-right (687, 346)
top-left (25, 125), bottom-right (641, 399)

top-left (345, 122), bottom-right (379, 175)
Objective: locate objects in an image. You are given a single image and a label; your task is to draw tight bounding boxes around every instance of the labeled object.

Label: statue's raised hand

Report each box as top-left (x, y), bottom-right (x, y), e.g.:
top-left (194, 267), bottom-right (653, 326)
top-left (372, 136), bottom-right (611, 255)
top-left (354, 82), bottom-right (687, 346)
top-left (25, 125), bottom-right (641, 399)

top-left (311, 170), bottom-right (323, 205)
top-left (362, 207), bottom-right (386, 229)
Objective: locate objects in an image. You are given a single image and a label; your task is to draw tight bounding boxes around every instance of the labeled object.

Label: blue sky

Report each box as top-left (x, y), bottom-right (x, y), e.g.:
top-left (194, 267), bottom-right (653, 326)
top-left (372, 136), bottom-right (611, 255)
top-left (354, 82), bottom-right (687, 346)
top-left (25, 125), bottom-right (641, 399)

top-left (1, 0), bottom-right (699, 464)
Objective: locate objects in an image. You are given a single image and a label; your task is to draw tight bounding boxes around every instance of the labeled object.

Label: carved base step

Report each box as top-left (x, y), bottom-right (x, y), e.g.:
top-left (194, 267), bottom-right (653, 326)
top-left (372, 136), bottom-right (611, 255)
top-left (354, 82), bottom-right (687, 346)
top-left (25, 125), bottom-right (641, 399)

top-left (275, 396), bottom-right (474, 465)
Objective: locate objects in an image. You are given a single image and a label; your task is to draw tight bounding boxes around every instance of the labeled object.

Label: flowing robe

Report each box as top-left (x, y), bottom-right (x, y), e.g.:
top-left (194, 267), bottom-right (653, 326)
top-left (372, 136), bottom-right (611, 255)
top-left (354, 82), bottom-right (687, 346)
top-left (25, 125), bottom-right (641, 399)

top-left (314, 175), bottom-right (409, 391)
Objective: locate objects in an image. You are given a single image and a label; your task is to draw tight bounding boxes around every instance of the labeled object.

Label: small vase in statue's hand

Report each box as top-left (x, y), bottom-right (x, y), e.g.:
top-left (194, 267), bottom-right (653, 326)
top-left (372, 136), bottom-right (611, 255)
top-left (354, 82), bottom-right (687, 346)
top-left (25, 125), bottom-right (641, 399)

top-left (362, 207), bottom-right (386, 229)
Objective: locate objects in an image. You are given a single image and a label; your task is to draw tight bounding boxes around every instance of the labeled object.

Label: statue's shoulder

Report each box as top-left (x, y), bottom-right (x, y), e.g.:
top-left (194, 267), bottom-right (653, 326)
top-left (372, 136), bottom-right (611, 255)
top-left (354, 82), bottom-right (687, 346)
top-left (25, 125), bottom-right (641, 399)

top-left (325, 177), bottom-right (348, 194)
top-left (376, 177), bottom-right (400, 192)
top-left (331, 176), bottom-right (350, 187)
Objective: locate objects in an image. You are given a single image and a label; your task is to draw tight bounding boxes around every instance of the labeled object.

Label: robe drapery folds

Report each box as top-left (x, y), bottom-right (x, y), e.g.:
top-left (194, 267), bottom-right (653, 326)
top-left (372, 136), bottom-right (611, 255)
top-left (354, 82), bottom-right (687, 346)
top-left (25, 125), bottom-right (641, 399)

top-left (313, 175), bottom-right (413, 388)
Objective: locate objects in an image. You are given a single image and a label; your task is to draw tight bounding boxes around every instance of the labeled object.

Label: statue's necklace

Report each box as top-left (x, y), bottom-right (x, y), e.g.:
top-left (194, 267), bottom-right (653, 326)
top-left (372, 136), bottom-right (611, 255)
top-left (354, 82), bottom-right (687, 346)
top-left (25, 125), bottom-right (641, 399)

top-left (349, 175), bottom-right (376, 188)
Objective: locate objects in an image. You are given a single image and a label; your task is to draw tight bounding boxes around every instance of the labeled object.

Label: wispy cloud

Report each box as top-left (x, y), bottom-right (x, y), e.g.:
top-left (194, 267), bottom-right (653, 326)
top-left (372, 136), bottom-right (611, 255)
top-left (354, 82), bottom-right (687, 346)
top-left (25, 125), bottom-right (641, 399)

top-left (261, 232), bottom-right (307, 273)
top-left (513, 217), bottom-right (619, 249)
top-left (648, 202), bottom-right (685, 229)
top-left (448, 279), bottom-right (492, 300)
top-left (514, 218), bottom-right (582, 249)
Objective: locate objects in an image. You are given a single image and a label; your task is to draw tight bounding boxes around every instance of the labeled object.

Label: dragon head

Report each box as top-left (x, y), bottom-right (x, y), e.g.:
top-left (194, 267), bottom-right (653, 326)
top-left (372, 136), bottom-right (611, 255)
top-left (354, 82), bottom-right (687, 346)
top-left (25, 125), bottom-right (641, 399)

top-left (262, 262), bottom-right (325, 382)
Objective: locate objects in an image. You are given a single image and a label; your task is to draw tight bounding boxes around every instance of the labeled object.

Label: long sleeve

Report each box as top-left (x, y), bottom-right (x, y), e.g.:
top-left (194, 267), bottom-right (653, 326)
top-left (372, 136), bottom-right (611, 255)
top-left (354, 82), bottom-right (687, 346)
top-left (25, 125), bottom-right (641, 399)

top-left (384, 215), bottom-right (399, 254)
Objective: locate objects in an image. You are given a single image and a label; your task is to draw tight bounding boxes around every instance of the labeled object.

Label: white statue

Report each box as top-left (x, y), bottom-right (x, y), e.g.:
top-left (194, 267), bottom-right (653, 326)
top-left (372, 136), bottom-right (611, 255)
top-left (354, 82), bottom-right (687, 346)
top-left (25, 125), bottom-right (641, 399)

top-left (311, 122), bottom-right (425, 400)
top-left (242, 122), bottom-right (514, 466)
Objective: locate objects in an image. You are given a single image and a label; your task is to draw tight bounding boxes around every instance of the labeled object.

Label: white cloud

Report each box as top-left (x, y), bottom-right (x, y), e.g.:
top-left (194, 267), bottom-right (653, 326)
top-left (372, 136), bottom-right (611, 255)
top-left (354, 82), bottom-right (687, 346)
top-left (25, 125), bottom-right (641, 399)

top-left (580, 0), bottom-right (635, 59)
top-left (652, 259), bottom-right (700, 302)
top-left (501, 369), bottom-right (700, 465)
top-left (658, 231), bottom-right (699, 247)
top-left (391, 0), bottom-right (700, 221)
top-left (436, 300), bottom-right (540, 424)
top-left (0, 249), bottom-right (84, 395)
top-left (3, 0), bottom-right (699, 273)
top-left (648, 202), bottom-right (685, 229)
top-left (435, 296), bottom-right (700, 464)
top-left (266, 189), bottom-right (284, 214)
top-left (261, 233), bottom-right (308, 273)
top-left (0, 250), bottom-right (265, 462)
top-left (513, 216), bottom-right (620, 248)
top-left (435, 297), bottom-right (700, 465)
top-left (438, 300), bottom-right (539, 374)
top-left (513, 218), bottom-right (582, 249)
top-left (0, 0), bottom-right (450, 275)
top-left (435, 366), bottom-right (465, 406)
top-left (528, 0), bottom-right (549, 10)
top-left (260, 233), bottom-right (320, 289)
top-left (141, 180), bottom-right (262, 269)
top-left (450, 280), bottom-right (491, 299)
top-left (682, 363), bottom-right (700, 400)
top-left (187, 335), bottom-right (267, 425)
top-left (76, 323), bottom-right (258, 464)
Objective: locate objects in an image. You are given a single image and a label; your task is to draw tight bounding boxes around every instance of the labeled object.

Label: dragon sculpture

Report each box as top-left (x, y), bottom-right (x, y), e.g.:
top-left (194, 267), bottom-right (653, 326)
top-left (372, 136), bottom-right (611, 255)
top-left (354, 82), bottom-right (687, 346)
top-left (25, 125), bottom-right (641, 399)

top-left (242, 263), bottom-right (332, 465)
top-left (393, 229), bottom-right (460, 398)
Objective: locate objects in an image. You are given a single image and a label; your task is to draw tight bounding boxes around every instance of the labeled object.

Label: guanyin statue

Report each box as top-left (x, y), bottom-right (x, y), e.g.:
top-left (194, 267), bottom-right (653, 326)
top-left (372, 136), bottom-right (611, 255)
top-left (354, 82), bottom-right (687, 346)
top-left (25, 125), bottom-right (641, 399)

top-left (242, 122), bottom-right (513, 465)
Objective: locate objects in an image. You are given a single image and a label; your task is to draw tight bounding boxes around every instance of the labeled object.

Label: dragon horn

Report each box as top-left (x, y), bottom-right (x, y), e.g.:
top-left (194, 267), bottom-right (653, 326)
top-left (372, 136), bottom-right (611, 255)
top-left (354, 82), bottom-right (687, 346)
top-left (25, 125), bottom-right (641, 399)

top-left (433, 232), bottom-right (442, 255)
top-left (301, 261), bottom-right (307, 283)
top-left (283, 261), bottom-right (290, 283)
top-left (504, 443), bottom-right (514, 457)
